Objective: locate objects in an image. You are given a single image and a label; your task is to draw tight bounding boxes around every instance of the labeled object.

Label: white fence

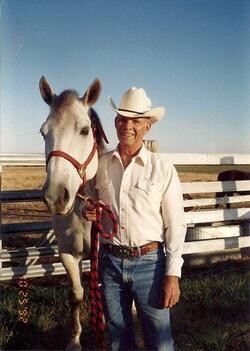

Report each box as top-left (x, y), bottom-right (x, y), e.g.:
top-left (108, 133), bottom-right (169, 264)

top-left (0, 152), bottom-right (250, 282)
top-left (0, 152), bottom-right (250, 166)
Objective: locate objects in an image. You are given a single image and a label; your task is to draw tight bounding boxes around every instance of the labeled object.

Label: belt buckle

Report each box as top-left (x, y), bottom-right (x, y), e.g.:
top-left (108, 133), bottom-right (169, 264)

top-left (136, 246), bottom-right (142, 257)
top-left (119, 245), bottom-right (135, 258)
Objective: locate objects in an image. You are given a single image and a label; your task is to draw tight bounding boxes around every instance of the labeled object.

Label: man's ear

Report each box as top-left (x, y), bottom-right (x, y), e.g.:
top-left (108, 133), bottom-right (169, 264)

top-left (114, 116), bottom-right (119, 128)
top-left (144, 121), bottom-right (152, 134)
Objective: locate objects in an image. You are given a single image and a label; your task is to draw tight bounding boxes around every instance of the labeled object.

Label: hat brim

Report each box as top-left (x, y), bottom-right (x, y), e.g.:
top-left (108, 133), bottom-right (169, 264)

top-left (109, 97), bottom-right (165, 123)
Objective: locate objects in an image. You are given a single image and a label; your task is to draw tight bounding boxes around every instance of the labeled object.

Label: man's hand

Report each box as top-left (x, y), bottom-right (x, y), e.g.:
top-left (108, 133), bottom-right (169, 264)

top-left (162, 275), bottom-right (180, 308)
top-left (82, 202), bottom-right (97, 221)
top-left (82, 200), bottom-right (104, 221)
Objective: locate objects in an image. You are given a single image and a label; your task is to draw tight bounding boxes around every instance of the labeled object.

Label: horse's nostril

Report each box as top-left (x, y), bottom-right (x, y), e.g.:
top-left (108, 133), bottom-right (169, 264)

top-left (57, 187), bottom-right (70, 210)
top-left (63, 187), bottom-right (69, 203)
top-left (41, 183), bottom-right (71, 214)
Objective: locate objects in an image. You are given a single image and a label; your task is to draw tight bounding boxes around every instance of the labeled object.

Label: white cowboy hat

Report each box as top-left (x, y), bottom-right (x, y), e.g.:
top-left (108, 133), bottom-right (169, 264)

top-left (109, 87), bottom-right (165, 123)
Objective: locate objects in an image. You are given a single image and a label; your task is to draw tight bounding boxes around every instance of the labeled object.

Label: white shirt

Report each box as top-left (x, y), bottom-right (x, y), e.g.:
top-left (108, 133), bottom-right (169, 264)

top-left (91, 144), bottom-right (187, 277)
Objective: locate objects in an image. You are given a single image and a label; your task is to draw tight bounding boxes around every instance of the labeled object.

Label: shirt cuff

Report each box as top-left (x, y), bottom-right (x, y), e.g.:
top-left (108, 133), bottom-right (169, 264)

top-left (164, 224), bottom-right (187, 278)
top-left (165, 256), bottom-right (184, 278)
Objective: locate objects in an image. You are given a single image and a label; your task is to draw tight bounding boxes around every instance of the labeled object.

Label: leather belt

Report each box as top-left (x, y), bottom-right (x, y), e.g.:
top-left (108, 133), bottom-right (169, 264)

top-left (101, 241), bottom-right (163, 259)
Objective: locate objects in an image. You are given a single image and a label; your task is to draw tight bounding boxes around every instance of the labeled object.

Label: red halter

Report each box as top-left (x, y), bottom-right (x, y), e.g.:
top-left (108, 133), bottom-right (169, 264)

top-left (46, 141), bottom-right (98, 186)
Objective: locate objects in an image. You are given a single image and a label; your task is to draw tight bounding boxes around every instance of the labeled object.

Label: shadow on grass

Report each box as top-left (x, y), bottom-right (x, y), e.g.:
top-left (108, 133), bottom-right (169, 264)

top-left (5, 320), bottom-right (69, 350)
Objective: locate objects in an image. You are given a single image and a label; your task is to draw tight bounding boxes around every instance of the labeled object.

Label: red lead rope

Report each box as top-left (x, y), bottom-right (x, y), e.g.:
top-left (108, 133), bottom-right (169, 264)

top-left (87, 198), bottom-right (117, 350)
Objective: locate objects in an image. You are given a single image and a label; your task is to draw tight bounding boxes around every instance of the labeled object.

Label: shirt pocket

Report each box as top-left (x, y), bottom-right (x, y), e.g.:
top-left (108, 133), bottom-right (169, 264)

top-left (132, 179), bottom-right (163, 213)
top-left (136, 178), bottom-right (162, 195)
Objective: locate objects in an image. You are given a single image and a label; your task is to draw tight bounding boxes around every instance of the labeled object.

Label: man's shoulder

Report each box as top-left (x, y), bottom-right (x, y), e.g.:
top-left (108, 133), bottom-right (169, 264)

top-left (147, 151), bottom-right (174, 169)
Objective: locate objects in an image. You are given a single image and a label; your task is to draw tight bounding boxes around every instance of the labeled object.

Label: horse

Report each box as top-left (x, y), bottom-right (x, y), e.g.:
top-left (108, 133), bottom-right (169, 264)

top-left (39, 76), bottom-right (105, 351)
top-left (215, 170), bottom-right (250, 209)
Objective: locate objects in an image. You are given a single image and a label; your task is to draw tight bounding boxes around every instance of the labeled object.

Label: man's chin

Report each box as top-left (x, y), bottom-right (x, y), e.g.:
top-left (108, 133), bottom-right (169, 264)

top-left (119, 137), bottom-right (134, 145)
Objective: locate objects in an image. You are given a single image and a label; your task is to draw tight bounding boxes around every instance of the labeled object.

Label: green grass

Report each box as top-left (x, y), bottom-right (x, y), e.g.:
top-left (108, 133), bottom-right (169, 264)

top-left (172, 260), bottom-right (250, 351)
top-left (0, 276), bottom-right (92, 350)
top-left (0, 260), bottom-right (249, 350)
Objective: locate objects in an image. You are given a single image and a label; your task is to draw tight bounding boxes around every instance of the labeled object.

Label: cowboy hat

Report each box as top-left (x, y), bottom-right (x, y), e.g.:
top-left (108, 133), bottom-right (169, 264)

top-left (109, 87), bottom-right (165, 123)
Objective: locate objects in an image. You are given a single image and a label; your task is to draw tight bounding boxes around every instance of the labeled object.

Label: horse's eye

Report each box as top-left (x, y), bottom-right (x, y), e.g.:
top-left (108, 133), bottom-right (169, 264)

top-left (80, 127), bottom-right (90, 136)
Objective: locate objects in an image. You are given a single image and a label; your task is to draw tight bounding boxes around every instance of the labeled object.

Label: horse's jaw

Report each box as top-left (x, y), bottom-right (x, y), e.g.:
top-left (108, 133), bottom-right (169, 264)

top-left (50, 201), bottom-right (75, 216)
top-left (85, 152), bottom-right (98, 181)
top-left (43, 197), bottom-right (75, 216)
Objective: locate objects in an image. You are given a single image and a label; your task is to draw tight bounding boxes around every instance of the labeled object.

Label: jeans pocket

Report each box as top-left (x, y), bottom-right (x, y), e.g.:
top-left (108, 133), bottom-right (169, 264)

top-left (142, 248), bottom-right (165, 262)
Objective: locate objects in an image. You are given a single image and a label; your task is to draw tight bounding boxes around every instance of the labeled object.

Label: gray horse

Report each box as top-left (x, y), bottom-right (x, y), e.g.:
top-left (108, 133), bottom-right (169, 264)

top-left (39, 76), bottom-right (104, 351)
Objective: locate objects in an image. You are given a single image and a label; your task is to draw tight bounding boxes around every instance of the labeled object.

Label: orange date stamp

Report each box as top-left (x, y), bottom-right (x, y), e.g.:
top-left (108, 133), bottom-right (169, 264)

top-left (18, 277), bottom-right (29, 323)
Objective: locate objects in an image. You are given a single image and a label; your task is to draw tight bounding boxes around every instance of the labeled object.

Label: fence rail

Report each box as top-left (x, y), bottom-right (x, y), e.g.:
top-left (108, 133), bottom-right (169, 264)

top-left (0, 189), bottom-right (42, 202)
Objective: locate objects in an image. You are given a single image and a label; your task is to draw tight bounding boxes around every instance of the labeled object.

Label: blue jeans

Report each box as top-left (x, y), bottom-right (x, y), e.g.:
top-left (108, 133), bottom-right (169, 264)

top-left (99, 245), bottom-right (175, 351)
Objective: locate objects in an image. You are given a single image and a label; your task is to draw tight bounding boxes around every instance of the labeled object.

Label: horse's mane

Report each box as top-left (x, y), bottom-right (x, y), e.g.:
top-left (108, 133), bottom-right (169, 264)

top-left (89, 108), bottom-right (107, 154)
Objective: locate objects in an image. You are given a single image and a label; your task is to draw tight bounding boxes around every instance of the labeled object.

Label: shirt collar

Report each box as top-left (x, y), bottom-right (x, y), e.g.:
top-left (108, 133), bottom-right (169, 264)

top-left (111, 143), bottom-right (148, 166)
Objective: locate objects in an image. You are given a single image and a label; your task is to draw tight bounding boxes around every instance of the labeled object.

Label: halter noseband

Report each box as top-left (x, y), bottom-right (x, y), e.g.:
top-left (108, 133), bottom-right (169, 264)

top-left (46, 141), bottom-right (98, 185)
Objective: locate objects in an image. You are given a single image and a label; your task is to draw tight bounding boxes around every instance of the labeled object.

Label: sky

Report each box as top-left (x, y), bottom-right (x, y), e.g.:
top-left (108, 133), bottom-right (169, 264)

top-left (1, 0), bottom-right (250, 154)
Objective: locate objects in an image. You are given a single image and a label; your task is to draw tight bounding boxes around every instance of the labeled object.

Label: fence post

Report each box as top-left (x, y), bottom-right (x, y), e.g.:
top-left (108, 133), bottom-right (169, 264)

top-left (143, 140), bottom-right (158, 152)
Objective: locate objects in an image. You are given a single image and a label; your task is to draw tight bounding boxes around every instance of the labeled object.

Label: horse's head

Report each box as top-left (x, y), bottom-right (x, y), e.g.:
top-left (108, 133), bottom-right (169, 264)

top-left (39, 76), bottom-right (102, 215)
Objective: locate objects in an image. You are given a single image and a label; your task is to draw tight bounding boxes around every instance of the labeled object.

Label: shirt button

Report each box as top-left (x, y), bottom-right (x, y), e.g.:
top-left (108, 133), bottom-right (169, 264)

top-left (121, 208), bottom-right (125, 211)
top-left (121, 226), bottom-right (125, 229)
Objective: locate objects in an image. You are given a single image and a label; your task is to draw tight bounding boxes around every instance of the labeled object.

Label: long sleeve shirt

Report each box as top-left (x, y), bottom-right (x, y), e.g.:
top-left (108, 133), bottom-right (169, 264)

top-left (92, 144), bottom-right (187, 277)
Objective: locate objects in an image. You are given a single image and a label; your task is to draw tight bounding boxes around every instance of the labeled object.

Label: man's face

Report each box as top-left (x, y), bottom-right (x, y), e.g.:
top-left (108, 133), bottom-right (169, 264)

top-left (115, 115), bottom-right (151, 148)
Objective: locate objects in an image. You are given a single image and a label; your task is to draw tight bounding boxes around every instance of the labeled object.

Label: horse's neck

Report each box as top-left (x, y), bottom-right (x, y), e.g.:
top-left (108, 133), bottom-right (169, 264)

top-left (97, 144), bottom-right (107, 156)
top-left (53, 204), bottom-right (91, 252)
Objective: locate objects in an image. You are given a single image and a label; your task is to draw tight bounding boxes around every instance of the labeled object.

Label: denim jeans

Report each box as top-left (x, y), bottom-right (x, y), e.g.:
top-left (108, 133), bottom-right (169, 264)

top-left (99, 245), bottom-right (175, 351)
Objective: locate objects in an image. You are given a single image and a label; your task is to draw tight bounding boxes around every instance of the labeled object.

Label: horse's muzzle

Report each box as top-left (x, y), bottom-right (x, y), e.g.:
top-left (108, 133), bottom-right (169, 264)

top-left (42, 183), bottom-right (72, 215)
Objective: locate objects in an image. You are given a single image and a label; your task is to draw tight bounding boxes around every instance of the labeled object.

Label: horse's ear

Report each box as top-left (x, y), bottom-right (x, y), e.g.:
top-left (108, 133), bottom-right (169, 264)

top-left (39, 76), bottom-right (56, 105)
top-left (81, 78), bottom-right (101, 106)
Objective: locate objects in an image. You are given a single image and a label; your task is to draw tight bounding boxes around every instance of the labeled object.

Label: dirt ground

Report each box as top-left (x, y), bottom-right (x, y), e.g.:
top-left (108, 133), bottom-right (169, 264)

top-left (1, 167), bottom-right (48, 224)
top-left (1, 166), bottom-right (46, 190)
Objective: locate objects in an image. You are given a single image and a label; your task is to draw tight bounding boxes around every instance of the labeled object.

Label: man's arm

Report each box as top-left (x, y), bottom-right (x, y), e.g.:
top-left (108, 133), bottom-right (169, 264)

top-left (161, 165), bottom-right (187, 308)
top-left (162, 224), bottom-right (186, 308)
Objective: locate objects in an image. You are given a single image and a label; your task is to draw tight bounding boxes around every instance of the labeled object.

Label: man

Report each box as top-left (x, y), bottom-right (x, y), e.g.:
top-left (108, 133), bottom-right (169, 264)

top-left (83, 87), bottom-right (186, 350)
